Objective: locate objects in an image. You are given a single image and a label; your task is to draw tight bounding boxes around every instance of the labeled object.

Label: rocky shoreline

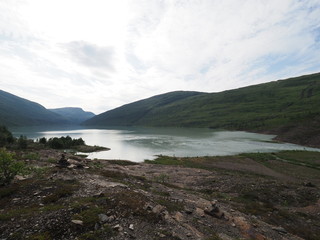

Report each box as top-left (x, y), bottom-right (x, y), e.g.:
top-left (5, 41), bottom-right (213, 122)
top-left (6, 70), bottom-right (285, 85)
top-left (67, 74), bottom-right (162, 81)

top-left (0, 149), bottom-right (320, 240)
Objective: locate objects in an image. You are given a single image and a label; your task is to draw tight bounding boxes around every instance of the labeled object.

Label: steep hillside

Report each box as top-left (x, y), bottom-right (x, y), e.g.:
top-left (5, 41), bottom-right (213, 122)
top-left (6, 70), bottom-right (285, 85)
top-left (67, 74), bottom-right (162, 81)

top-left (83, 91), bottom-right (205, 126)
top-left (0, 90), bottom-right (70, 126)
top-left (83, 73), bottom-right (320, 147)
top-left (49, 107), bottom-right (95, 124)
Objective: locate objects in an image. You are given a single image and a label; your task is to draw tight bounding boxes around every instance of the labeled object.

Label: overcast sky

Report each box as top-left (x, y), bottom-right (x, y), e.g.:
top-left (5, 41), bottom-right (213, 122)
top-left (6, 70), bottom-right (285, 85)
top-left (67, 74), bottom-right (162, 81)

top-left (1, 0), bottom-right (320, 114)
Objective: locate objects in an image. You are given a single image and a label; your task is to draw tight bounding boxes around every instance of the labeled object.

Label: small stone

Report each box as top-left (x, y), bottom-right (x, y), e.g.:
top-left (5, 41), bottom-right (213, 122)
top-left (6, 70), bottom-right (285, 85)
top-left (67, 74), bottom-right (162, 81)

top-left (195, 208), bottom-right (205, 218)
top-left (107, 215), bottom-right (116, 223)
top-left (174, 212), bottom-right (184, 222)
top-left (272, 226), bottom-right (287, 234)
top-left (94, 223), bottom-right (100, 230)
top-left (93, 192), bottom-right (104, 198)
top-left (129, 224), bottom-right (134, 231)
top-left (98, 214), bottom-right (108, 223)
top-left (67, 164), bottom-right (76, 169)
top-left (231, 223), bottom-right (236, 227)
top-left (185, 208), bottom-right (193, 214)
top-left (152, 205), bottom-right (165, 215)
top-left (16, 175), bottom-right (27, 180)
top-left (71, 220), bottom-right (83, 225)
top-left (113, 224), bottom-right (123, 232)
top-left (204, 202), bottom-right (225, 219)
top-left (187, 233), bottom-right (192, 237)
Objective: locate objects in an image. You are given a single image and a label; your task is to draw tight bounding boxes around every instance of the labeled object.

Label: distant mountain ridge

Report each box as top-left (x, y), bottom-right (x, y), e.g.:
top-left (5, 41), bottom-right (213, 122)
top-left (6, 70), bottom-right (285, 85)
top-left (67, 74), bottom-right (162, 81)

top-left (83, 73), bottom-right (320, 148)
top-left (0, 90), bottom-right (93, 126)
top-left (49, 107), bottom-right (95, 124)
top-left (0, 90), bottom-right (71, 126)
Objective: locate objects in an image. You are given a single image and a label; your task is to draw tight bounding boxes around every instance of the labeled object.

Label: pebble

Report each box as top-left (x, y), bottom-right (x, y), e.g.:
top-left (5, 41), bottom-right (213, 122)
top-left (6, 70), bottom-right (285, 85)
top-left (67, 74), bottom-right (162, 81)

top-left (113, 224), bottom-right (123, 232)
top-left (129, 224), bottom-right (134, 230)
top-left (98, 214), bottom-right (108, 223)
top-left (71, 220), bottom-right (83, 225)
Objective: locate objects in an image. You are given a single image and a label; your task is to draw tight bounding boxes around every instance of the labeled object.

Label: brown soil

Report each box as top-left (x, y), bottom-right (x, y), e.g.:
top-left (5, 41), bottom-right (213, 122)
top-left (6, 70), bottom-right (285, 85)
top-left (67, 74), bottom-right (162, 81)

top-left (0, 149), bottom-right (319, 240)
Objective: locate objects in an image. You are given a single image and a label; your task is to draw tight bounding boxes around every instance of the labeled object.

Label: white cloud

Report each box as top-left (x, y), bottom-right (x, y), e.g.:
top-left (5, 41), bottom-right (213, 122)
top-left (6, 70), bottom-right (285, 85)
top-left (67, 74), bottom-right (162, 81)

top-left (0, 0), bottom-right (320, 114)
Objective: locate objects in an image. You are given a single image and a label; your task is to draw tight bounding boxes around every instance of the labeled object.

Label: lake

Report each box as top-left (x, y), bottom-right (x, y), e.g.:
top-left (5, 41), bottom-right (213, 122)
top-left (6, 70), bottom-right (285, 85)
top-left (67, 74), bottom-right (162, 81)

top-left (10, 126), bottom-right (320, 162)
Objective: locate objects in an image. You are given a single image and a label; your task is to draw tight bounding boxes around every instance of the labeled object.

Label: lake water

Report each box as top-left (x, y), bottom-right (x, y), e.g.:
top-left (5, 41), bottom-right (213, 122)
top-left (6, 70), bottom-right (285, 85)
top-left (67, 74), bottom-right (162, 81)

top-left (10, 126), bottom-right (320, 162)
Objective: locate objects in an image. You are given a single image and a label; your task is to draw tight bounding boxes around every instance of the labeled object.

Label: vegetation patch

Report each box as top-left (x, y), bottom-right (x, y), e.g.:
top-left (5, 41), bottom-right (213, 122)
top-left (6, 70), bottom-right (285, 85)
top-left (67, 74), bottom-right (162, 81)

top-left (155, 198), bottom-right (185, 213)
top-left (0, 149), bottom-right (25, 186)
top-left (73, 206), bottom-right (104, 228)
top-left (43, 180), bottom-right (78, 204)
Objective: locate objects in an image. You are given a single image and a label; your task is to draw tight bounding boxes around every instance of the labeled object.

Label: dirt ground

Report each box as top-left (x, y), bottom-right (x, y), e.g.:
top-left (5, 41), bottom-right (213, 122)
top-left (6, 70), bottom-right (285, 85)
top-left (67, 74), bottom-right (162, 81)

top-left (0, 149), bottom-right (319, 240)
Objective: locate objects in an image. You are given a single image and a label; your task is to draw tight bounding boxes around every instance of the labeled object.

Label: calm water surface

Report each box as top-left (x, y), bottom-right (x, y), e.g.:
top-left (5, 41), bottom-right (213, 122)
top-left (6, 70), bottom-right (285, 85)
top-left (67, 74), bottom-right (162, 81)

top-left (11, 126), bottom-right (320, 162)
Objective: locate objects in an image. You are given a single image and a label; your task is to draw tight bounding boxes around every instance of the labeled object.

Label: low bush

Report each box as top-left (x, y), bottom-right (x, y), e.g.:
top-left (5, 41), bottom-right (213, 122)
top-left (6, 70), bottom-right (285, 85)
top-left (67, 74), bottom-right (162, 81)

top-left (0, 149), bottom-right (24, 186)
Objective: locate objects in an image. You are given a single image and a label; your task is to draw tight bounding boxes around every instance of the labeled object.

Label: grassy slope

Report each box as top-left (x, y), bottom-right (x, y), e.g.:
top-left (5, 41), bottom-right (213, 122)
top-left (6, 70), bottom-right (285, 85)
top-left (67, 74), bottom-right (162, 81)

top-left (0, 90), bottom-right (70, 126)
top-left (84, 91), bottom-right (206, 126)
top-left (84, 73), bottom-right (320, 147)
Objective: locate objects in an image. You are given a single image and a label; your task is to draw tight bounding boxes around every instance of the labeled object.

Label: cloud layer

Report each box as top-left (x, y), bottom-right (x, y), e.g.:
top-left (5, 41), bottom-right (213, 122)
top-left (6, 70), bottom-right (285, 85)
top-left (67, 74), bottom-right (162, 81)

top-left (0, 0), bottom-right (320, 113)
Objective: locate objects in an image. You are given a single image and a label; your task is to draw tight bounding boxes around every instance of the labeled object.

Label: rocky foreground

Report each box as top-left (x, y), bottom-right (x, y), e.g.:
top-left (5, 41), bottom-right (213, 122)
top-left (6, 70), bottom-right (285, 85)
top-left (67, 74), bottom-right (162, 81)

top-left (0, 149), bottom-right (320, 240)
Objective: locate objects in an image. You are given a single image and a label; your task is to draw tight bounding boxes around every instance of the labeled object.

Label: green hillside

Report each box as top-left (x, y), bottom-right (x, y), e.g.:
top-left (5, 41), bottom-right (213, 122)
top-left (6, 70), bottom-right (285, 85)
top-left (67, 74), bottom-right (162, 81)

top-left (0, 90), bottom-right (70, 126)
top-left (83, 73), bottom-right (320, 147)
top-left (84, 91), bottom-right (205, 126)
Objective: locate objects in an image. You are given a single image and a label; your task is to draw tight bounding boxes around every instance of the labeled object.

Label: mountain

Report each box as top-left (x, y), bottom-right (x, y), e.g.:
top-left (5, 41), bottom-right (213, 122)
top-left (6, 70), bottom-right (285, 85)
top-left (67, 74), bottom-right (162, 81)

top-left (83, 91), bottom-right (205, 126)
top-left (83, 73), bottom-right (320, 147)
top-left (0, 90), bottom-right (70, 126)
top-left (49, 107), bottom-right (95, 124)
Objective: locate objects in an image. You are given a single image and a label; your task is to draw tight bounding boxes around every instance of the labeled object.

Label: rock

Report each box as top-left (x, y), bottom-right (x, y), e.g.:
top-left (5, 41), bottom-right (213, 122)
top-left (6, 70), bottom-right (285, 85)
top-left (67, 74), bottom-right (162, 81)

top-left (204, 202), bottom-right (225, 219)
top-left (71, 220), bottom-right (83, 225)
top-left (67, 164), bottom-right (76, 169)
top-left (15, 175), bottom-right (27, 180)
top-left (113, 224), bottom-right (123, 232)
top-left (107, 215), bottom-right (116, 223)
top-left (304, 182), bottom-right (316, 187)
top-left (93, 192), bottom-right (105, 198)
top-left (195, 208), bottom-right (205, 218)
top-left (185, 208), bottom-right (193, 214)
top-left (98, 214), bottom-right (108, 223)
top-left (144, 204), bottom-right (153, 211)
top-left (57, 154), bottom-right (70, 167)
top-left (173, 212), bottom-right (184, 222)
top-left (129, 224), bottom-right (134, 230)
top-left (152, 205), bottom-right (165, 215)
top-left (272, 226), bottom-right (287, 234)
top-left (94, 223), bottom-right (100, 230)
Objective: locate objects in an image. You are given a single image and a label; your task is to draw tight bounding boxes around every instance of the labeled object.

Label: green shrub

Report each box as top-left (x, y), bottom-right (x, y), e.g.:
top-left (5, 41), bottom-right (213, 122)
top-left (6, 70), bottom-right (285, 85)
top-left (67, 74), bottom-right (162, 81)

top-left (18, 135), bottom-right (28, 149)
top-left (47, 136), bottom-right (85, 149)
top-left (0, 126), bottom-right (14, 147)
top-left (0, 149), bottom-right (24, 186)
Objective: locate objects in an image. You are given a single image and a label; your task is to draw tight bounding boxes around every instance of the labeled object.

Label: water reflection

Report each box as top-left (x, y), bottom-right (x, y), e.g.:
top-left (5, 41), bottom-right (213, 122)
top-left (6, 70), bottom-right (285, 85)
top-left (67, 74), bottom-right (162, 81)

top-left (10, 126), bottom-right (319, 162)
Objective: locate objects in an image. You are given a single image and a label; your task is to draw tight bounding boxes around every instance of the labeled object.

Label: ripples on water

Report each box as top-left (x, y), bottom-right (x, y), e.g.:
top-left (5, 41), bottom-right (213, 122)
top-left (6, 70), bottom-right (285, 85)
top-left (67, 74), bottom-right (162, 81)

top-left (11, 126), bottom-right (319, 162)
